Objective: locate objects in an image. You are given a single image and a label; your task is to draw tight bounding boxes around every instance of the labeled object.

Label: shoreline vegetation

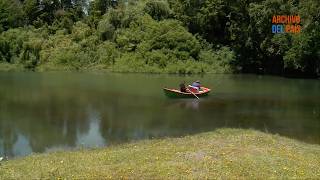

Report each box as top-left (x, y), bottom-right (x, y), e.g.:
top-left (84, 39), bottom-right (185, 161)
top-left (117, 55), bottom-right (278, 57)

top-left (0, 128), bottom-right (319, 179)
top-left (0, 0), bottom-right (319, 77)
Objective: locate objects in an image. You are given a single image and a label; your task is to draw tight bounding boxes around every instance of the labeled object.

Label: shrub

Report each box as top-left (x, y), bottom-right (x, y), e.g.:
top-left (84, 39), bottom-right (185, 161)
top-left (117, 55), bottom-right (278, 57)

top-left (112, 53), bottom-right (161, 73)
top-left (199, 47), bottom-right (235, 73)
top-left (96, 41), bottom-right (120, 65)
top-left (116, 15), bottom-right (201, 60)
top-left (72, 22), bottom-right (92, 41)
top-left (0, 27), bottom-right (46, 69)
top-left (97, 21), bottom-right (115, 41)
top-left (143, 1), bottom-right (171, 20)
top-left (165, 60), bottom-right (207, 74)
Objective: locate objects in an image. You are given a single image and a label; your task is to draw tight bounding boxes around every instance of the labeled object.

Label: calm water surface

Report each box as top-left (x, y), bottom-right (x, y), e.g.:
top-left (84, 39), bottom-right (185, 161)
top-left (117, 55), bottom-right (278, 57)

top-left (0, 72), bottom-right (319, 158)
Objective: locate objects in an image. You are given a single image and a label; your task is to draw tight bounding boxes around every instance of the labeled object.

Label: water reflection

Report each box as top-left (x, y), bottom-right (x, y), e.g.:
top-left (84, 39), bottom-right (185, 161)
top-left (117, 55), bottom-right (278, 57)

top-left (13, 134), bottom-right (32, 157)
top-left (76, 108), bottom-right (105, 148)
top-left (166, 99), bottom-right (200, 110)
top-left (0, 72), bottom-right (319, 158)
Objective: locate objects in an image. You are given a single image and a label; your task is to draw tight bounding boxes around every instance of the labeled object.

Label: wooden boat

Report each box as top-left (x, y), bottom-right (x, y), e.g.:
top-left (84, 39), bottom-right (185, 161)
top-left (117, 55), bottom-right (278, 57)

top-left (163, 87), bottom-right (211, 98)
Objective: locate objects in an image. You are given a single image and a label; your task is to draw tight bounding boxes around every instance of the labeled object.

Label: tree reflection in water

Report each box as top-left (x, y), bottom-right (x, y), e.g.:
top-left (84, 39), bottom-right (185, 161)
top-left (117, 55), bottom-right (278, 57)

top-left (0, 73), bottom-right (319, 158)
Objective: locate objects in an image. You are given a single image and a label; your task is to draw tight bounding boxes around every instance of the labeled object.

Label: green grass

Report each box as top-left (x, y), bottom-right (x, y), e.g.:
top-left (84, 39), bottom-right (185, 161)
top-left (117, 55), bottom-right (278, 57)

top-left (0, 128), bottom-right (320, 179)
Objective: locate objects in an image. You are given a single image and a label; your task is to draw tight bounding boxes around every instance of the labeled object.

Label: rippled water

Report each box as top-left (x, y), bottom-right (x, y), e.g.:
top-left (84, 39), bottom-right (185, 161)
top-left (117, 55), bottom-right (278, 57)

top-left (0, 72), bottom-right (319, 158)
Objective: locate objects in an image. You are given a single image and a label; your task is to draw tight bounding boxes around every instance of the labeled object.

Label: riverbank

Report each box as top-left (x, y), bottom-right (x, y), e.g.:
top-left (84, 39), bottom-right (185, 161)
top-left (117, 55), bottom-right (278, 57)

top-left (0, 128), bottom-right (319, 179)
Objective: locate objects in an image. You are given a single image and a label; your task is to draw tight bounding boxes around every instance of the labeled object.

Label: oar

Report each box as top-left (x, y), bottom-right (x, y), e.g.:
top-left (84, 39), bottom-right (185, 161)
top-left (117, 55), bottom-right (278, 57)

top-left (187, 87), bottom-right (199, 99)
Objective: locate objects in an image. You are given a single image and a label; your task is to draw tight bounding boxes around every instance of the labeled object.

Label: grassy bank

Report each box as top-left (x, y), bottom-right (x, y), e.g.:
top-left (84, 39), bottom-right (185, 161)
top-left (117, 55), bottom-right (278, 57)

top-left (1, 128), bottom-right (319, 179)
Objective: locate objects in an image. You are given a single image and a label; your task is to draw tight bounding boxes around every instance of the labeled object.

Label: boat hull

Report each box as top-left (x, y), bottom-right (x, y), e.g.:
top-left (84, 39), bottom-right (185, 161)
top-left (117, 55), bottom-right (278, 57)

top-left (163, 87), bottom-right (210, 98)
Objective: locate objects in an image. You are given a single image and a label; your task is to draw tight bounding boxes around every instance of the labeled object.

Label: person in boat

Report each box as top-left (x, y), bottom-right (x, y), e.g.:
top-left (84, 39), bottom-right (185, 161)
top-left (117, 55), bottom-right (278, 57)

top-left (179, 81), bottom-right (187, 92)
top-left (190, 80), bottom-right (202, 91)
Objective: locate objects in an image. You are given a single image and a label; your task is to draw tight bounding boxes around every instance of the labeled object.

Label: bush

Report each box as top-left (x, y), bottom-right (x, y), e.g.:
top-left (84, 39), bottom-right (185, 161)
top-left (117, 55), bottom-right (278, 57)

top-left (0, 0), bottom-right (238, 74)
top-left (39, 33), bottom-right (93, 70)
top-left (96, 41), bottom-right (120, 65)
top-left (199, 46), bottom-right (235, 73)
top-left (143, 1), bottom-right (171, 20)
top-left (144, 50), bottom-right (169, 68)
top-left (0, 27), bottom-right (46, 69)
top-left (116, 15), bottom-right (201, 59)
top-left (165, 60), bottom-right (207, 74)
top-left (72, 22), bottom-right (92, 41)
top-left (97, 20), bottom-right (115, 41)
top-left (112, 53), bottom-right (161, 73)
top-left (0, 0), bottom-right (25, 30)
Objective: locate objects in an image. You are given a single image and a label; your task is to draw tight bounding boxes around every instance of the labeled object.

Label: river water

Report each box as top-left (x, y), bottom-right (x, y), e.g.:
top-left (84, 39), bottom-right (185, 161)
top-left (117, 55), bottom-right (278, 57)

top-left (0, 72), bottom-right (319, 158)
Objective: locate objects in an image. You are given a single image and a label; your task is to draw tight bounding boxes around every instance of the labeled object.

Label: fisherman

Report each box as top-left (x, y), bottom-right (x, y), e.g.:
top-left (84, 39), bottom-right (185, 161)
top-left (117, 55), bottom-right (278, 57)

top-left (179, 81), bottom-right (187, 92)
top-left (190, 80), bottom-right (201, 91)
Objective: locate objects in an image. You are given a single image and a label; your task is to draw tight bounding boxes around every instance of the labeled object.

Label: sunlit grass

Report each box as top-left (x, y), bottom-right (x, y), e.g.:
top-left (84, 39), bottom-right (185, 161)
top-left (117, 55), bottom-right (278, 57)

top-left (0, 128), bottom-right (319, 179)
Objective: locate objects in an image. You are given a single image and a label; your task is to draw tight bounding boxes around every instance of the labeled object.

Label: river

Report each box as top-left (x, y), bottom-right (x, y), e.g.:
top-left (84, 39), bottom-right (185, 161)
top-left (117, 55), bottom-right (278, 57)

top-left (0, 72), bottom-right (319, 158)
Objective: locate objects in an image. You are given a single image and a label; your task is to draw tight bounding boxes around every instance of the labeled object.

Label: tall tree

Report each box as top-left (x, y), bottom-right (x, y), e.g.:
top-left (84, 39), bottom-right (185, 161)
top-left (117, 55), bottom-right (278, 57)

top-left (23, 0), bottom-right (41, 25)
top-left (0, 0), bottom-right (25, 31)
top-left (89, 0), bottom-right (110, 17)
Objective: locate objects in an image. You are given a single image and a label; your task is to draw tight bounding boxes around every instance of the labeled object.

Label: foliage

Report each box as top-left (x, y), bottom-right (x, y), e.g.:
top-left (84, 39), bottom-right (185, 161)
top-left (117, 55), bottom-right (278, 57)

top-left (0, 28), bottom-right (45, 69)
top-left (143, 0), bottom-right (172, 20)
top-left (116, 15), bottom-right (200, 58)
top-left (281, 0), bottom-right (320, 77)
top-left (71, 21), bottom-right (92, 41)
top-left (199, 47), bottom-right (235, 73)
top-left (96, 41), bottom-right (120, 65)
top-left (168, 0), bottom-right (320, 77)
top-left (89, 0), bottom-right (111, 17)
top-left (0, 0), bottom-right (24, 31)
top-left (97, 18), bottom-right (115, 41)
top-left (0, 0), bottom-right (319, 76)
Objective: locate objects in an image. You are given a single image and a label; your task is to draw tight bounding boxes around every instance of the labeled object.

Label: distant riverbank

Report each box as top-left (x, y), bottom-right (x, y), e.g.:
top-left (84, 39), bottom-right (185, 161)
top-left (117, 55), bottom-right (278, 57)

top-left (1, 0), bottom-right (319, 78)
top-left (1, 128), bottom-right (319, 179)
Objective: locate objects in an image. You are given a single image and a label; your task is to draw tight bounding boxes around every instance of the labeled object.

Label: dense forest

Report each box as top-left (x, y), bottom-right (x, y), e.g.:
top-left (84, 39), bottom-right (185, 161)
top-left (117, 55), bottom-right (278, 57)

top-left (0, 0), bottom-right (319, 77)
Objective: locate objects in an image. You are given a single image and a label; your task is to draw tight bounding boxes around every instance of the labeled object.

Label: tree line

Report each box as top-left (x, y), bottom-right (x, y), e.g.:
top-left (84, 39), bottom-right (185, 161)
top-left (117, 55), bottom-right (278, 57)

top-left (0, 0), bottom-right (319, 77)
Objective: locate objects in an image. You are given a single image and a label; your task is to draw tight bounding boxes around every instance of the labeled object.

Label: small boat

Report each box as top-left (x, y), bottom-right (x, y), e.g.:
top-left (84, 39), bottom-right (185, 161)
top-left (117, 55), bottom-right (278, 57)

top-left (163, 87), bottom-right (211, 98)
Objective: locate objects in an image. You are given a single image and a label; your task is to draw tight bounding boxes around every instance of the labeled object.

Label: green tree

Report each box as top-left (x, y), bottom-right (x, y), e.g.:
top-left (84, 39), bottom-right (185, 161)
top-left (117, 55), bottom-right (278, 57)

top-left (143, 1), bottom-right (171, 20)
top-left (0, 0), bottom-right (25, 31)
top-left (89, 0), bottom-right (110, 17)
top-left (23, 0), bottom-right (40, 25)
